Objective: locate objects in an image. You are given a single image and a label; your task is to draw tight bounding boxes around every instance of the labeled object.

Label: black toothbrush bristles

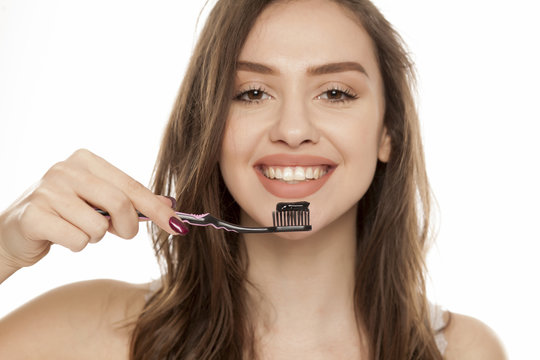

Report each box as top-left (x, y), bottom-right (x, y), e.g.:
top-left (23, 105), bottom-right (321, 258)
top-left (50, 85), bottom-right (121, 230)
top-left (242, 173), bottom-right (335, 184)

top-left (272, 201), bottom-right (310, 227)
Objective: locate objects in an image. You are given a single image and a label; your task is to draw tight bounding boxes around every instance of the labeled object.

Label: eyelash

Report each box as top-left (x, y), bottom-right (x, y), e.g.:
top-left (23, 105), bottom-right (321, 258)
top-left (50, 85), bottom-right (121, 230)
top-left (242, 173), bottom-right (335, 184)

top-left (234, 87), bottom-right (270, 104)
top-left (233, 86), bottom-right (359, 104)
top-left (317, 86), bottom-right (358, 103)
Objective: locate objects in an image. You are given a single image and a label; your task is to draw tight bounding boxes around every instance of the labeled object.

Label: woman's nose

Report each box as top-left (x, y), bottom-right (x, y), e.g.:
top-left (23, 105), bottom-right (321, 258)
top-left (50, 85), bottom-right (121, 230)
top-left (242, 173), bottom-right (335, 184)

top-left (269, 99), bottom-right (320, 148)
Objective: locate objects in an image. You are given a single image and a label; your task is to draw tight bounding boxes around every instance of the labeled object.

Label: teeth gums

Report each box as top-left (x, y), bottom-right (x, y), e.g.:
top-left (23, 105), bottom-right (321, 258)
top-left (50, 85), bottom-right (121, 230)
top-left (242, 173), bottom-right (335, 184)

top-left (261, 166), bottom-right (328, 183)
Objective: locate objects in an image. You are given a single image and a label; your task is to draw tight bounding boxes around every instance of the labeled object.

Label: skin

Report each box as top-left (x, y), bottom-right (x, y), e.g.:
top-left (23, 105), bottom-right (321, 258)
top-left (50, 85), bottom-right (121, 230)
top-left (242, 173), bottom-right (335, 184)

top-left (0, 1), bottom-right (507, 359)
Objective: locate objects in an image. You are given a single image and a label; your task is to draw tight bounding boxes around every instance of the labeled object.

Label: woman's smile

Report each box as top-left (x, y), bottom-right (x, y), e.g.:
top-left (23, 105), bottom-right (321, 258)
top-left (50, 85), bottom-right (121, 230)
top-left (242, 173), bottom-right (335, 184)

top-left (253, 154), bottom-right (336, 198)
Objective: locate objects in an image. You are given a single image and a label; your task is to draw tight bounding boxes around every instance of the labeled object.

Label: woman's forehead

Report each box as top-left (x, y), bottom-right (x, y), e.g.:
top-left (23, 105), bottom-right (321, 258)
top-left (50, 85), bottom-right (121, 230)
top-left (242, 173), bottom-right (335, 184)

top-left (238, 0), bottom-right (379, 77)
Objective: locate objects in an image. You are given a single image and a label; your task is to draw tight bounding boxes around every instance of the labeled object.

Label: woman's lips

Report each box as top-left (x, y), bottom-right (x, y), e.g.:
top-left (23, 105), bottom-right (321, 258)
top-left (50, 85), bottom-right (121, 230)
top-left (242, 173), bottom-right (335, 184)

top-left (254, 154), bottom-right (336, 199)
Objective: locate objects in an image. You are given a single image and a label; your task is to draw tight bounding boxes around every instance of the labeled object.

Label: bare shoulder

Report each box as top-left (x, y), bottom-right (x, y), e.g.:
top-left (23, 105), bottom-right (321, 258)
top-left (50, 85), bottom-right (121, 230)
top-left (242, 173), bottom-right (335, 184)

top-left (0, 279), bottom-right (149, 360)
top-left (443, 312), bottom-right (507, 360)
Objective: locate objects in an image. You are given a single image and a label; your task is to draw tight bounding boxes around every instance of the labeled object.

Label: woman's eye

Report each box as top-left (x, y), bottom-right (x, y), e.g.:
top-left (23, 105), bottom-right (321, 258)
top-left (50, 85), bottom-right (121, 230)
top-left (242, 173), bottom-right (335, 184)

top-left (317, 88), bottom-right (358, 102)
top-left (235, 89), bottom-right (271, 102)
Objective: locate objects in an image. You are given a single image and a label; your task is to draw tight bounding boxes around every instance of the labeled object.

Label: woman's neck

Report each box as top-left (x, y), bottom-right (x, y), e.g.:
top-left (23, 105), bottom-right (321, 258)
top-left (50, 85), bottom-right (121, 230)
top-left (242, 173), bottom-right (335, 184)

top-left (242, 205), bottom-right (360, 352)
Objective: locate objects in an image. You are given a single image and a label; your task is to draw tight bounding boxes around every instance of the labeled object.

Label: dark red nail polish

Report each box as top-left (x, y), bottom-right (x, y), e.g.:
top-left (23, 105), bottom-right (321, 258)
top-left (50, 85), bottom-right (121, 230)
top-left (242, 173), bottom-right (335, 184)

top-left (169, 216), bottom-right (188, 235)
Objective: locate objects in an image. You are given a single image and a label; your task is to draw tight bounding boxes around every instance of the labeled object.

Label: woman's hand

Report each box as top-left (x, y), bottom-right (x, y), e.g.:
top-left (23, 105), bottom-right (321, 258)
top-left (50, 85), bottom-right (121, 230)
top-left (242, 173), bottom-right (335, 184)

top-left (0, 149), bottom-right (187, 275)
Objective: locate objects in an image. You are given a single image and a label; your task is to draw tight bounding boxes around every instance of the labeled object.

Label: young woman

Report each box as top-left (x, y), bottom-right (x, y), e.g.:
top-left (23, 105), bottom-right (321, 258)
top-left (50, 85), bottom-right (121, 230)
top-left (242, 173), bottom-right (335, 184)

top-left (0, 0), bottom-right (506, 359)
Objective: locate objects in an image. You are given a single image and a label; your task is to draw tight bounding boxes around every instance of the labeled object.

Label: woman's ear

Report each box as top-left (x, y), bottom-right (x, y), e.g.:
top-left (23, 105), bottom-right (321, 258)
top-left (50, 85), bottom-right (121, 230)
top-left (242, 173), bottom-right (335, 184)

top-left (378, 127), bottom-right (392, 163)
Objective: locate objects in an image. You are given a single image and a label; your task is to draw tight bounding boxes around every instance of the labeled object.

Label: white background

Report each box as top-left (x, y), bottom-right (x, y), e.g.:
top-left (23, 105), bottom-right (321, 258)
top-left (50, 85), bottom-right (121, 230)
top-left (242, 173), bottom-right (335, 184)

top-left (1, 0), bottom-right (539, 358)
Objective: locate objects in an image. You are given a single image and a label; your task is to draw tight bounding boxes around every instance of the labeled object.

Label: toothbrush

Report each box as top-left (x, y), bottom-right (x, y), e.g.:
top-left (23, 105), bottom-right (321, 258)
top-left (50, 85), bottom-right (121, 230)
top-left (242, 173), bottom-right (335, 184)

top-left (96, 201), bottom-right (311, 233)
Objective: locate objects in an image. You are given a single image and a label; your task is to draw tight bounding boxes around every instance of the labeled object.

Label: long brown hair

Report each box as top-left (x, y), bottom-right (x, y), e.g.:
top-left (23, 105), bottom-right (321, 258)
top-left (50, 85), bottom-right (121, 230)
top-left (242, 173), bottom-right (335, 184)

top-left (130, 1), bottom-right (443, 359)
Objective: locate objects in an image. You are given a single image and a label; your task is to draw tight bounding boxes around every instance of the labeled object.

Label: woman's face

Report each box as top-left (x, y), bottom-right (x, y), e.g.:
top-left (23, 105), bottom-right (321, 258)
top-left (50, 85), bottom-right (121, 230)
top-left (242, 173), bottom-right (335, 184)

top-left (220, 0), bottom-right (390, 236)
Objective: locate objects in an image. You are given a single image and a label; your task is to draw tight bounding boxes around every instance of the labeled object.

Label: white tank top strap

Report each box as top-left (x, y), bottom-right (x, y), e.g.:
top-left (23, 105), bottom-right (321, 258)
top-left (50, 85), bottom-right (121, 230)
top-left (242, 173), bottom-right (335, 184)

top-left (429, 302), bottom-right (449, 355)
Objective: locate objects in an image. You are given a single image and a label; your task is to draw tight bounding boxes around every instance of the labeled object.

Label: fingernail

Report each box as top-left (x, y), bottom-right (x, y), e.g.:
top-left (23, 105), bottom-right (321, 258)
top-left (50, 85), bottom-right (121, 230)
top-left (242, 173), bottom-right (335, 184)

top-left (165, 196), bottom-right (177, 209)
top-left (169, 216), bottom-right (188, 235)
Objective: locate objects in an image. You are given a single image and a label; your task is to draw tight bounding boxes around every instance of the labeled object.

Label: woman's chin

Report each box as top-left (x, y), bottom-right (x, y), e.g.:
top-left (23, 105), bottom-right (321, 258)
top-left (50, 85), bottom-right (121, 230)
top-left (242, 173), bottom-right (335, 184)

top-left (236, 188), bottom-right (360, 242)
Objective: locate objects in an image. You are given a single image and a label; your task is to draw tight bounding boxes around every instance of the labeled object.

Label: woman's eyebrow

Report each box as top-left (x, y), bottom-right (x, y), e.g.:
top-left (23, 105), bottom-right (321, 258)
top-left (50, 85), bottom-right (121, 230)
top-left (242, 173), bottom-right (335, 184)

top-left (236, 61), bottom-right (277, 75)
top-left (307, 62), bottom-right (369, 78)
top-left (236, 61), bottom-right (368, 78)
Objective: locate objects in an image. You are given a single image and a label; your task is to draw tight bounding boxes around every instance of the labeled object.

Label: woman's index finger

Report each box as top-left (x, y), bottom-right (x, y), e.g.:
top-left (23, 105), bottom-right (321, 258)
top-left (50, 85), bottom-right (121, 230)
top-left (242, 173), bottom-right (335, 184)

top-left (115, 176), bottom-right (184, 235)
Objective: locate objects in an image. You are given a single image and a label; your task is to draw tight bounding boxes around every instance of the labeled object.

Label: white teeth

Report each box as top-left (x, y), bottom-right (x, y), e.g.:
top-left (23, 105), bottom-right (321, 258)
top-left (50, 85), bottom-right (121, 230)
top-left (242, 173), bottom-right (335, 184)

top-left (283, 167), bottom-right (294, 181)
top-left (293, 167), bottom-right (305, 181)
top-left (262, 165), bottom-right (328, 181)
